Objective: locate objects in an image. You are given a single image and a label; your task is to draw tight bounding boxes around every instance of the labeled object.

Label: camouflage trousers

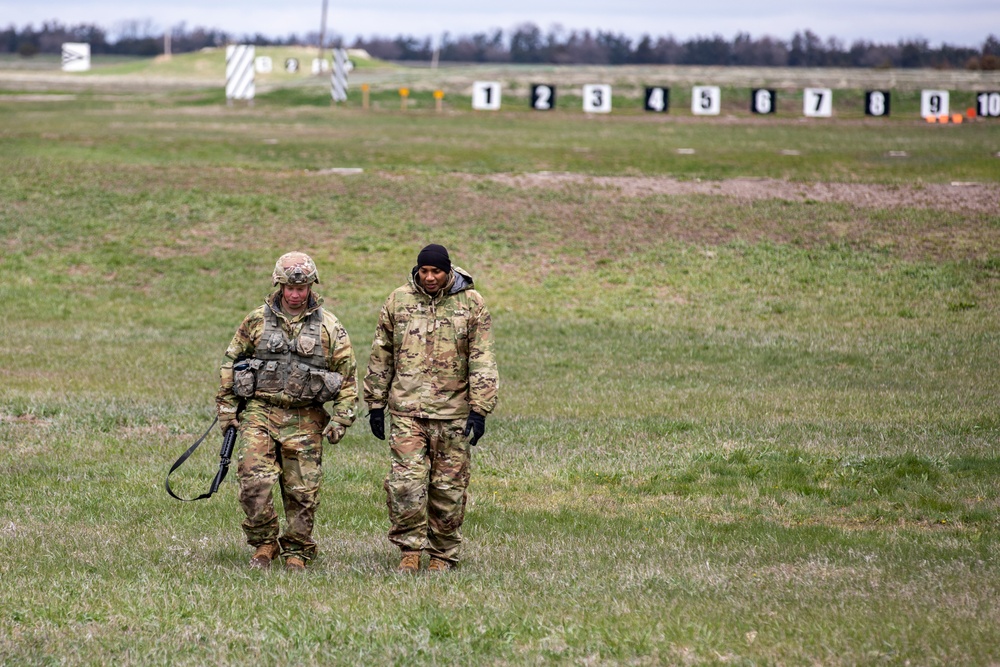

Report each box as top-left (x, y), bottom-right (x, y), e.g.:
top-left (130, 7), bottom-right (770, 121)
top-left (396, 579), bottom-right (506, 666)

top-left (385, 415), bottom-right (472, 563)
top-left (236, 400), bottom-right (328, 560)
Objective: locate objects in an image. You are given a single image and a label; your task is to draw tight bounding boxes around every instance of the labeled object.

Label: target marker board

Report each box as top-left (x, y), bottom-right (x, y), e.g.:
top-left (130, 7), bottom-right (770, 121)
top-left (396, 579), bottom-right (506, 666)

top-left (531, 84), bottom-right (556, 110)
top-left (803, 88), bottom-right (832, 117)
top-left (921, 90), bottom-right (949, 118)
top-left (255, 56), bottom-right (272, 73)
top-left (751, 88), bottom-right (776, 114)
top-left (582, 85), bottom-right (612, 113)
top-left (691, 86), bottom-right (721, 115)
top-left (644, 87), bottom-right (669, 112)
top-left (61, 42), bottom-right (90, 72)
top-left (472, 81), bottom-right (501, 110)
top-left (976, 92), bottom-right (1000, 117)
top-left (865, 90), bottom-right (890, 116)
top-left (285, 58), bottom-right (299, 73)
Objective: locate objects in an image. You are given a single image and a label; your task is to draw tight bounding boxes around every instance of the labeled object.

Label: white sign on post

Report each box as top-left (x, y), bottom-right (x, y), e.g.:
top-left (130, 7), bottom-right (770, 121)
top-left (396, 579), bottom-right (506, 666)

top-left (921, 90), bottom-right (949, 118)
top-left (472, 81), bottom-right (501, 110)
top-left (254, 56), bottom-right (272, 73)
top-left (691, 86), bottom-right (720, 115)
top-left (311, 58), bottom-right (329, 74)
top-left (61, 43), bottom-right (91, 72)
top-left (582, 84), bottom-right (612, 113)
top-left (226, 45), bottom-right (255, 101)
top-left (803, 88), bottom-right (833, 117)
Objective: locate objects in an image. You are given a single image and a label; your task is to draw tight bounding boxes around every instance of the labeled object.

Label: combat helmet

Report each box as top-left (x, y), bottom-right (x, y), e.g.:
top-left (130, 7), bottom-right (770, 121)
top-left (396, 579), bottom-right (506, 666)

top-left (272, 251), bottom-right (320, 286)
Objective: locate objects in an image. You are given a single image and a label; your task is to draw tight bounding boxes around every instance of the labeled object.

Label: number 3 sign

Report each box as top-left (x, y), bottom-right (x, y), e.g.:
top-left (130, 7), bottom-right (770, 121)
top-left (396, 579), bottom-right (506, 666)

top-left (583, 84), bottom-right (612, 113)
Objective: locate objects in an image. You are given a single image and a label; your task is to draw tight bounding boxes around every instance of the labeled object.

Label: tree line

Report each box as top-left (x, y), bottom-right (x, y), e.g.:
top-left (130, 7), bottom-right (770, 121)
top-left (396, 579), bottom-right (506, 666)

top-left (4, 20), bottom-right (999, 70)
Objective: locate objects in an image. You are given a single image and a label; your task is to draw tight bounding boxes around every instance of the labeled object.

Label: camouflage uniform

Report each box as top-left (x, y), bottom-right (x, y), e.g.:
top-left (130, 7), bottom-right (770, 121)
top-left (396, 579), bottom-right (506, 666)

top-left (364, 266), bottom-right (498, 563)
top-left (217, 290), bottom-right (357, 562)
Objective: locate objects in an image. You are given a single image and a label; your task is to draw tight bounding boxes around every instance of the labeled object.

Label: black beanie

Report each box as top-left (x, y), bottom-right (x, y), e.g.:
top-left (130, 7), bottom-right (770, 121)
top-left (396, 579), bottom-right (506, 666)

top-left (417, 244), bottom-right (451, 273)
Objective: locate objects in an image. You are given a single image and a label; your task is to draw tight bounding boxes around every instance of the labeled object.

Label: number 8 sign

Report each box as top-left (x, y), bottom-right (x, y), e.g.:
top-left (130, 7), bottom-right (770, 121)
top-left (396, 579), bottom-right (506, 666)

top-left (583, 84), bottom-right (612, 113)
top-left (865, 90), bottom-right (890, 117)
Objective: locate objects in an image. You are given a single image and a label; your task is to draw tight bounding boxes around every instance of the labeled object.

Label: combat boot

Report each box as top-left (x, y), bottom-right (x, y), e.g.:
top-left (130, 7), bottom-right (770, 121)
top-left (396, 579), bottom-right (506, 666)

top-left (427, 557), bottom-right (454, 572)
top-left (249, 542), bottom-right (280, 570)
top-left (397, 551), bottom-right (421, 574)
top-left (285, 556), bottom-right (306, 572)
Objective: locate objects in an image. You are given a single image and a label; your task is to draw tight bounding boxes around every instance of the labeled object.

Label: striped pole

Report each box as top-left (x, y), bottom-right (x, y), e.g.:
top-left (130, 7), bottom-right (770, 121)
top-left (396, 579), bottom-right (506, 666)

top-left (226, 45), bottom-right (255, 104)
top-left (331, 48), bottom-right (348, 103)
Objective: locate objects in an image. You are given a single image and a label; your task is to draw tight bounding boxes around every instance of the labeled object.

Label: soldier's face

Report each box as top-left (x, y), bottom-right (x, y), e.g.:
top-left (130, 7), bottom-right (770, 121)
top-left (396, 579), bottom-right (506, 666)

top-left (418, 266), bottom-right (447, 294)
top-left (281, 283), bottom-right (311, 310)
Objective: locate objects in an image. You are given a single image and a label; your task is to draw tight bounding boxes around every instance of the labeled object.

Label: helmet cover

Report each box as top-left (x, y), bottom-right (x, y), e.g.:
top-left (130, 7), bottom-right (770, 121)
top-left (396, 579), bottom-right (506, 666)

top-left (272, 251), bottom-right (320, 286)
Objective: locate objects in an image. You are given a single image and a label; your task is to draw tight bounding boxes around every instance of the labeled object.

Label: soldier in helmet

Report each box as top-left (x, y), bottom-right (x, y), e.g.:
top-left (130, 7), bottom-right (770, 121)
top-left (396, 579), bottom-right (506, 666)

top-left (364, 244), bottom-right (498, 573)
top-left (216, 251), bottom-right (357, 572)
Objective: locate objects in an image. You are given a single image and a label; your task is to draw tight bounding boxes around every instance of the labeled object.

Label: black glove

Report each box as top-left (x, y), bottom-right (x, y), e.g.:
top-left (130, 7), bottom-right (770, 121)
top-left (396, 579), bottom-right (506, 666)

top-left (369, 407), bottom-right (385, 441)
top-left (463, 411), bottom-right (486, 447)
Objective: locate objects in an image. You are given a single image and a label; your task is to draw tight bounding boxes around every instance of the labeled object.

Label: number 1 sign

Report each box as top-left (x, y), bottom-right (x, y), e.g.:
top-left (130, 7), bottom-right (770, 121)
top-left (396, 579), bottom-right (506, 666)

top-left (472, 81), bottom-right (502, 110)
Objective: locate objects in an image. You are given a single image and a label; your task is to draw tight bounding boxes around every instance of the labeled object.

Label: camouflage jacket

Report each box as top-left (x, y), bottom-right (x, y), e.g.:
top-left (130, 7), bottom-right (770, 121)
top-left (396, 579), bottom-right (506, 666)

top-left (364, 266), bottom-right (498, 419)
top-left (217, 291), bottom-right (358, 426)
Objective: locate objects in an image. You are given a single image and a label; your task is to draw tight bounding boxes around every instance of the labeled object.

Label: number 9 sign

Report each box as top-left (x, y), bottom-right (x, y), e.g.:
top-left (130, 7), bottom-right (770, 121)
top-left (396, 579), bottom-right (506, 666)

top-left (920, 90), bottom-right (949, 118)
top-left (583, 84), bottom-right (612, 113)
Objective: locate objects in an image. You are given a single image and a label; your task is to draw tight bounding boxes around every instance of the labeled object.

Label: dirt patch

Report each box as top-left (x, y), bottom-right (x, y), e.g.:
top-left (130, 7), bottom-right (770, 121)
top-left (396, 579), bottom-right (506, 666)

top-left (473, 172), bottom-right (1000, 215)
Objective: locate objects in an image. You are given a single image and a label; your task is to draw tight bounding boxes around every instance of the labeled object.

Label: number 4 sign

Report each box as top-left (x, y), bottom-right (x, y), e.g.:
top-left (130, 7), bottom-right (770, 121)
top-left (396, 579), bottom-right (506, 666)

top-left (644, 87), bottom-right (669, 113)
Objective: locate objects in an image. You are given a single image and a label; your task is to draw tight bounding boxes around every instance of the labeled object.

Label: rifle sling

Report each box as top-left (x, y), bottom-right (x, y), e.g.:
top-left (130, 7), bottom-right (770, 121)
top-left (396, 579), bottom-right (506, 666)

top-left (165, 417), bottom-right (234, 502)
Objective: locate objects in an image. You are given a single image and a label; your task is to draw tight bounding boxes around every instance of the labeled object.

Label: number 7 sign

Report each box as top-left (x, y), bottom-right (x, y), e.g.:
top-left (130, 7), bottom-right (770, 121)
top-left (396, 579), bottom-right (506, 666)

top-left (803, 88), bottom-right (832, 117)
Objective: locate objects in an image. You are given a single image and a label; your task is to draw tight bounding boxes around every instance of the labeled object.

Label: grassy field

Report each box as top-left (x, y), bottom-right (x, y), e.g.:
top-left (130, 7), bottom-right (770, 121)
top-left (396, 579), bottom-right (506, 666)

top-left (1, 63), bottom-right (999, 665)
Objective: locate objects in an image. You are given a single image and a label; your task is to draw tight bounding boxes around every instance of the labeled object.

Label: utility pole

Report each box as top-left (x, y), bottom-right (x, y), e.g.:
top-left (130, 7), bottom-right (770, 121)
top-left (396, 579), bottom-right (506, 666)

top-left (318, 0), bottom-right (329, 62)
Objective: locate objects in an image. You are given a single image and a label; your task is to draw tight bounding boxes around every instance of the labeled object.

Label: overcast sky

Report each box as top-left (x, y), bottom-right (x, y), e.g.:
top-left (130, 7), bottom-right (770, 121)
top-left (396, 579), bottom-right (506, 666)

top-left (4, 1), bottom-right (997, 47)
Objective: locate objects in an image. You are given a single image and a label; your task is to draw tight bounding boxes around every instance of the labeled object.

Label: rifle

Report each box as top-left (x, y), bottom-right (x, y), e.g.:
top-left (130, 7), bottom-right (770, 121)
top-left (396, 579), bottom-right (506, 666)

top-left (165, 418), bottom-right (238, 502)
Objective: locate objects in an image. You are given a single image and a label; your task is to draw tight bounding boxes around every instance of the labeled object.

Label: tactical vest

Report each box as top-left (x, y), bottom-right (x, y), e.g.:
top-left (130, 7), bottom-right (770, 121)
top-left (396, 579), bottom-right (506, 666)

top-left (233, 304), bottom-right (343, 405)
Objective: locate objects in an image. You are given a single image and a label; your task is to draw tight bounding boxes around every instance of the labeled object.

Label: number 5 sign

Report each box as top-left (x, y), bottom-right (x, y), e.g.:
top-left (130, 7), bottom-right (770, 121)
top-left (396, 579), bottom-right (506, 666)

top-left (583, 84), bottom-right (612, 113)
top-left (691, 86), bottom-right (720, 115)
top-left (472, 81), bottom-right (501, 110)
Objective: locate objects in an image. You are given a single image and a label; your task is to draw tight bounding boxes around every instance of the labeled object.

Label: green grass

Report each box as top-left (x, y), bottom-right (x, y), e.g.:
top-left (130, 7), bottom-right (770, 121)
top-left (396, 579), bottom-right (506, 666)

top-left (0, 77), bottom-right (999, 665)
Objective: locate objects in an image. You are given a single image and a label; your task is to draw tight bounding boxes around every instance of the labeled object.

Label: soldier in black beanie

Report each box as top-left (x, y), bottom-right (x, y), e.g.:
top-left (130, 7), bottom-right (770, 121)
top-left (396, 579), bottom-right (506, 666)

top-left (364, 243), bottom-right (499, 573)
top-left (416, 243), bottom-right (451, 276)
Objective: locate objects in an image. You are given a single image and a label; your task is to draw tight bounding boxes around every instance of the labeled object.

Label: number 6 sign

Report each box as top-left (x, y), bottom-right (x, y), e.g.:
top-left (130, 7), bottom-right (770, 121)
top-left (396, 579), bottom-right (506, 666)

top-left (583, 84), bottom-right (612, 113)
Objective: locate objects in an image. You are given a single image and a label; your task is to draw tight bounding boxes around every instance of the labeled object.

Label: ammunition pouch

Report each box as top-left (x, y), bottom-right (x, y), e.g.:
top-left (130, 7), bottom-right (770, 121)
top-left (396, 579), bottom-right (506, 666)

top-left (233, 358), bottom-right (341, 404)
